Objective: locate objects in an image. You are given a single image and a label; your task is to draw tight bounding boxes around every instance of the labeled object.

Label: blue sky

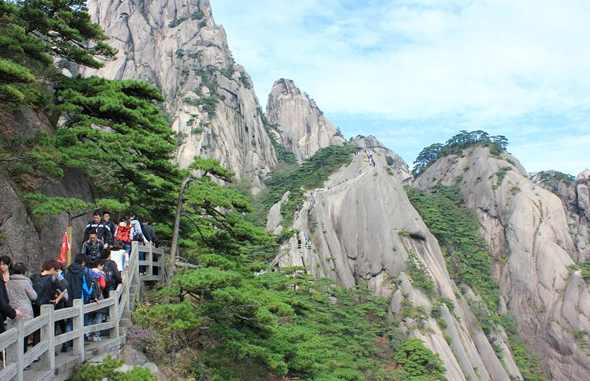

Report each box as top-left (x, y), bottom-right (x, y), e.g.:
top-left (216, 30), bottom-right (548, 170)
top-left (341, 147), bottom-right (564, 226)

top-left (213, 0), bottom-right (590, 175)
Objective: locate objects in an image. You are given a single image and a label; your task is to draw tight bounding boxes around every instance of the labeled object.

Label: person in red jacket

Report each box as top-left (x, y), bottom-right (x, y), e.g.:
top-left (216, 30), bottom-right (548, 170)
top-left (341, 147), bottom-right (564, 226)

top-left (114, 218), bottom-right (132, 271)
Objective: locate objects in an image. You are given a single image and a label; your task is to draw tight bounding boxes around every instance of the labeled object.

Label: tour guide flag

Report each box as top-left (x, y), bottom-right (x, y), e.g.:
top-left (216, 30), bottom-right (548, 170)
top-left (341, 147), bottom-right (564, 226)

top-left (57, 231), bottom-right (70, 265)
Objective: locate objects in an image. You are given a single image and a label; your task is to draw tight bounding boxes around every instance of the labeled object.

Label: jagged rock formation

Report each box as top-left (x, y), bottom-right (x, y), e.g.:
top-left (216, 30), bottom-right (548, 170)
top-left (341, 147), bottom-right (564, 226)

top-left (84, 0), bottom-right (277, 191)
top-left (0, 110), bottom-right (92, 269)
top-left (532, 170), bottom-right (590, 261)
top-left (271, 137), bottom-right (523, 381)
top-left (415, 146), bottom-right (590, 381)
top-left (266, 79), bottom-right (345, 161)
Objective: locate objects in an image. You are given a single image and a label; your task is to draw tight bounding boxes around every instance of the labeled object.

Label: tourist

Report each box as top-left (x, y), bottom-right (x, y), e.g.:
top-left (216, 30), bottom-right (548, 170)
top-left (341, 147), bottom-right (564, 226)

top-left (102, 211), bottom-right (117, 247)
top-left (86, 259), bottom-right (106, 342)
top-left (114, 217), bottom-right (132, 256)
top-left (83, 211), bottom-right (112, 246)
top-left (82, 231), bottom-right (105, 263)
top-left (0, 256), bottom-right (21, 333)
top-left (7, 263), bottom-right (37, 351)
top-left (103, 249), bottom-right (122, 297)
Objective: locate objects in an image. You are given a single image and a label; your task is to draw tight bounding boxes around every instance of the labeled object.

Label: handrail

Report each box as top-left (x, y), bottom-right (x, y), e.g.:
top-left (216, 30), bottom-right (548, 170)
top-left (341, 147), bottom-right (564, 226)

top-left (0, 242), bottom-right (174, 381)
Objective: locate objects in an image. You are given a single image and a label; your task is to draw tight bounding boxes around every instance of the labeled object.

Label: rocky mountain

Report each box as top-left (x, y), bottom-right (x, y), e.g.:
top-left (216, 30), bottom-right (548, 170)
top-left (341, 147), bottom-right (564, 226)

top-left (83, 0), bottom-right (277, 191)
top-left (266, 78), bottom-right (345, 161)
top-left (414, 147), bottom-right (590, 381)
top-left (3, 0), bottom-right (588, 379)
top-left (532, 170), bottom-right (590, 261)
top-left (269, 138), bottom-right (527, 381)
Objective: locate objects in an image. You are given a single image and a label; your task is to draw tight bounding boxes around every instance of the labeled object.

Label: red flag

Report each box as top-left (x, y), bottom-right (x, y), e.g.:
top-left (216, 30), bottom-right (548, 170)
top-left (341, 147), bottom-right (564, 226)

top-left (57, 231), bottom-right (70, 265)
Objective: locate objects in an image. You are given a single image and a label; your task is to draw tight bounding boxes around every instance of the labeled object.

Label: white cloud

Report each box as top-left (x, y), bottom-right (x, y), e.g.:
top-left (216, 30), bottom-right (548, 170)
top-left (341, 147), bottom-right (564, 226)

top-left (212, 0), bottom-right (590, 173)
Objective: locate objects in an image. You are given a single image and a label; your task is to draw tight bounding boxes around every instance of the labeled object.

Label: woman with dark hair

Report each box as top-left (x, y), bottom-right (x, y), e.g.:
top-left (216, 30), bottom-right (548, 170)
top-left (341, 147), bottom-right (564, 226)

top-left (0, 256), bottom-right (21, 333)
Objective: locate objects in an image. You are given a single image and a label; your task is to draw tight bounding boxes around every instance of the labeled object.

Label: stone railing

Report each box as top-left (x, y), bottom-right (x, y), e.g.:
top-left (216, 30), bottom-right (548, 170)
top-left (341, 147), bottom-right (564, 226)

top-left (0, 242), bottom-right (167, 381)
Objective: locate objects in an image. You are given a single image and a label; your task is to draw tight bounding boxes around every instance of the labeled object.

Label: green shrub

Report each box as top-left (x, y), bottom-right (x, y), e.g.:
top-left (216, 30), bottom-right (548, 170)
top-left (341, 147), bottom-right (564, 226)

top-left (413, 131), bottom-right (508, 176)
top-left (69, 357), bottom-right (154, 381)
top-left (407, 252), bottom-right (436, 298)
top-left (394, 339), bottom-right (446, 380)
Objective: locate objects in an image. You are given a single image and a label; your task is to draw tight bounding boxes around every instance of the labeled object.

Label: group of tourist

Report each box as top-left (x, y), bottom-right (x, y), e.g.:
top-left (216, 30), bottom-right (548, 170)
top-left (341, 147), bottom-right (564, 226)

top-left (0, 211), bottom-right (158, 351)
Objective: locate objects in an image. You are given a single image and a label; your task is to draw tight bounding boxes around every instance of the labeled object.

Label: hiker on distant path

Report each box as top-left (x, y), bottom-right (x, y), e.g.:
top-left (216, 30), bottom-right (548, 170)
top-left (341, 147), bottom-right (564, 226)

top-left (83, 211), bottom-right (112, 246)
top-left (102, 211), bottom-right (117, 247)
top-left (0, 256), bottom-right (22, 333)
top-left (82, 231), bottom-right (105, 263)
top-left (7, 262), bottom-right (37, 351)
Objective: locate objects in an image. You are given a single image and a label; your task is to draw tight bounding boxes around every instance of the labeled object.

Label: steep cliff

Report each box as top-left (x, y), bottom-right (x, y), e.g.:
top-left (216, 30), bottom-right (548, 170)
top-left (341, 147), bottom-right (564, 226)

top-left (270, 137), bottom-right (524, 381)
top-left (84, 0), bottom-right (277, 190)
top-left (532, 170), bottom-right (590, 261)
top-left (415, 146), bottom-right (590, 381)
top-left (266, 79), bottom-right (345, 161)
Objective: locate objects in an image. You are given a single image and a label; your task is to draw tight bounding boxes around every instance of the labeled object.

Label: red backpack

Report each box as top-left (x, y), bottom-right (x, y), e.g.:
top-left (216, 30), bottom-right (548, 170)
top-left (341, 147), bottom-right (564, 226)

top-left (115, 225), bottom-right (132, 243)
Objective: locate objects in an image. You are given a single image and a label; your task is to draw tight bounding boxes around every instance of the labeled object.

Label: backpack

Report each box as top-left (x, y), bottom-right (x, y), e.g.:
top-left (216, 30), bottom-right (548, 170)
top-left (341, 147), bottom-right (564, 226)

top-left (103, 261), bottom-right (119, 291)
top-left (83, 270), bottom-right (103, 302)
top-left (115, 225), bottom-right (132, 243)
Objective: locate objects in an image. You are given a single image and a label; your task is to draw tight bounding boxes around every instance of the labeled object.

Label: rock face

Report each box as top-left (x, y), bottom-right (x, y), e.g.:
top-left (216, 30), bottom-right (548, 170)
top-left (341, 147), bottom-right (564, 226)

top-left (0, 110), bottom-right (92, 269)
top-left (266, 79), bottom-right (345, 161)
top-left (84, 0), bottom-right (277, 191)
top-left (415, 147), bottom-right (590, 381)
top-left (272, 137), bottom-right (522, 381)
top-left (532, 170), bottom-right (590, 261)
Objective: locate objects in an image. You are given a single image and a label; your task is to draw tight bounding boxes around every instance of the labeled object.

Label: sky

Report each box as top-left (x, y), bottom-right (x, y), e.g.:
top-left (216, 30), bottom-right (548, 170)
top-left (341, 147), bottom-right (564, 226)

top-left (212, 0), bottom-right (590, 175)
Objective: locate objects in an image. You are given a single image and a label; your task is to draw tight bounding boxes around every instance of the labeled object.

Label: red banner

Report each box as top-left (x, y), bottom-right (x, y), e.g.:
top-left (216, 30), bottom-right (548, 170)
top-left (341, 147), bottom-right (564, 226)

top-left (57, 231), bottom-right (70, 265)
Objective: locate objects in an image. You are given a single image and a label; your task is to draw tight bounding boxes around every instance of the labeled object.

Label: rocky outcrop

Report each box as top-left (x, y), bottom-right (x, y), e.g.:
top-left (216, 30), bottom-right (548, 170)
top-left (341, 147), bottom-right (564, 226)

top-left (271, 138), bottom-right (522, 381)
top-left (532, 170), bottom-right (590, 261)
top-left (84, 0), bottom-right (277, 191)
top-left (266, 79), bottom-right (345, 161)
top-left (0, 110), bottom-right (92, 269)
top-left (415, 146), bottom-right (590, 381)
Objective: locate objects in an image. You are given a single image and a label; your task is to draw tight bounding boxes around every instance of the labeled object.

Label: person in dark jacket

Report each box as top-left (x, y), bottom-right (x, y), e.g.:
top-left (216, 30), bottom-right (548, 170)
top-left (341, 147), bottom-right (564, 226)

top-left (81, 231), bottom-right (105, 263)
top-left (102, 211), bottom-right (117, 246)
top-left (103, 249), bottom-right (122, 297)
top-left (83, 211), bottom-right (112, 246)
top-left (64, 254), bottom-right (88, 301)
top-left (0, 256), bottom-right (21, 333)
top-left (141, 221), bottom-right (158, 246)
top-left (31, 260), bottom-right (62, 316)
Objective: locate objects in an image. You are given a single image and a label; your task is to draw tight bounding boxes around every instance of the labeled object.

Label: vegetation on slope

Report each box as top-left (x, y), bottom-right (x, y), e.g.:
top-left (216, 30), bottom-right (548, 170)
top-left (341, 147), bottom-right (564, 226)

top-left (260, 143), bottom-right (359, 226)
top-left (412, 130), bottom-right (508, 177)
top-left (407, 185), bottom-right (545, 381)
top-left (135, 171), bottom-right (446, 381)
top-left (70, 357), bottom-right (154, 381)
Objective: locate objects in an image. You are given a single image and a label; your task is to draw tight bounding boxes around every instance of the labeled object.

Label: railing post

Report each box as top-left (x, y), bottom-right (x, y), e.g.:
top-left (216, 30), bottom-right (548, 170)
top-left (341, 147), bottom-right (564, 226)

top-left (40, 304), bottom-right (55, 373)
top-left (7, 320), bottom-right (25, 381)
top-left (109, 289), bottom-right (120, 341)
top-left (73, 299), bottom-right (85, 363)
top-left (147, 243), bottom-right (154, 278)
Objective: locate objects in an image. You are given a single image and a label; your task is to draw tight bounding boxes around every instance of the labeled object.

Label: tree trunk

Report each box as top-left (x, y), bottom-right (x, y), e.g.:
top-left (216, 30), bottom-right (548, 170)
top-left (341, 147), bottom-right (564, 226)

top-left (167, 175), bottom-right (193, 284)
